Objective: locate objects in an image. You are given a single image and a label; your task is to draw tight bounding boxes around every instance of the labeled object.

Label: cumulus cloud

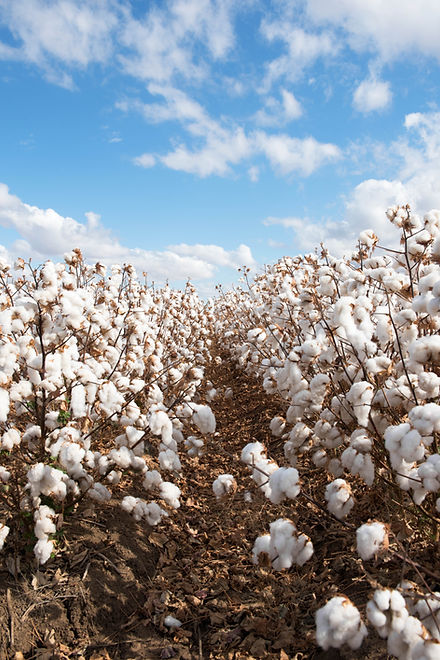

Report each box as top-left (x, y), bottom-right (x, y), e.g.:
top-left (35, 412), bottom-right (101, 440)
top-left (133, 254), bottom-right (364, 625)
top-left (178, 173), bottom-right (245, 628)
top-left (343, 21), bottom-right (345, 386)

top-left (353, 77), bottom-right (392, 113)
top-left (0, 183), bottom-right (254, 282)
top-left (264, 110), bottom-right (440, 256)
top-left (306, 0), bottom-right (440, 63)
top-left (255, 89), bottom-right (303, 126)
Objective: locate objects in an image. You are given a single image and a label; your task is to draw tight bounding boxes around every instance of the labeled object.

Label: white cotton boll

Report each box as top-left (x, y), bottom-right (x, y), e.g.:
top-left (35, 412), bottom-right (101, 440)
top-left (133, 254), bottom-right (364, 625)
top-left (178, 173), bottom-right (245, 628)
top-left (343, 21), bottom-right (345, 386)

top-left (27, 463), bottom-right (67, 500)
top-left (247, 327), bottom-right (266, 343)
top-left (315, 596), bottom-right (368, 650)
top-left (268, 467), bottom-right (300, 504)
top-left (145, 501), bottom-right (166, 526)
top-left (367, 589), bottom-right (408, 638)
top-left (164, 615), bottom-right (182, 630)
top-left (252, 533), bottom-right (271, 565)
top-left (410, 336), bottom-right (440, 366)
top-left (59, 443), bottom-right (86, 479)
top-left (1, 428), bottom-right (21, 451)
top-left (143, 469), bottom-right (163, 491)
top-left (0, 466), bottom-right (10, 483)
top-left (346, 381), bottom-right (374, 427)
top-left (192, 404), bottom-right (216, 435)
top-left (412, 638), bottom-right (440, 660)
top-left (414, 594), bottom-right (440, 641)
top-left (34, 505), bottom-right (56, 539)
top-left (224, 387), bottom-right (233, 399)
top-left (387, 615), bottom-right (425, 659)
top-left (149, 410), bottom-right (173, 439)
top-left (325, 479), bottom-right (354, 520)
top-left (0, 523), bottom-right (9, 550)
top-left (356, 522), bottom-right (388, 560)
top-left (106, 470), bottom-right (121, 484)
top-left (34, 537), bottom-right (54, 565)
top-left (313, 449), bottom-right (328, 468)
top-left (121, 495), bottom-right (137, 514)
top-left (0, 388), bottom-right (10, 423)
top-left (70, 384), bottom-right (86, 419)
top-left (270, 416), bottom-right (286, 437)
top-left (109, 446), bottom-right (132, 469)
top-left (409, 404), bottom-right (440, 437)
top-left (212, 474), bottom-right (237, 500)
top-left (359, 229), bottom-right (378, 248)
top-left (241, 441), bottom-right (266, 467)
top-left (158, 449), bottom-right (181, 472)
top-left (184, 435), bottom-right (204, 457)
top-left (87, 483), bottom-right (111, 502)
top-left (159, 482), bottom-right (181, 509)
top-left (252, 458), bottom-right (278, 496)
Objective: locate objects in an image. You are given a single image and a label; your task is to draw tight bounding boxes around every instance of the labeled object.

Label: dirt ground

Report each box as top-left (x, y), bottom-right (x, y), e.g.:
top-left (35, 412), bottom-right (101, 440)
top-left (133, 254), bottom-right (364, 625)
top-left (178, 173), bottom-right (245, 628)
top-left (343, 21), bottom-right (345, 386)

top-left (1, 348), bottom-right (433, 659)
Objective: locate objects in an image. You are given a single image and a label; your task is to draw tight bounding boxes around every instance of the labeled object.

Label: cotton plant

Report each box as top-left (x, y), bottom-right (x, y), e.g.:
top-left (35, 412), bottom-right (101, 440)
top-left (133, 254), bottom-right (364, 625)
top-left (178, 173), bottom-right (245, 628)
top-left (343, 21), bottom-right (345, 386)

top-left (0, 253), bottom-right (215, 563)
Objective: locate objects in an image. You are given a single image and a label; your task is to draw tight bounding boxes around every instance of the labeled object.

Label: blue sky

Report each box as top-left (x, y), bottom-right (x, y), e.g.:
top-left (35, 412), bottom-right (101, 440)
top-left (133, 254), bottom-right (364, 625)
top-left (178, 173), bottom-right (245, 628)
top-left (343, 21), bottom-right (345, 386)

top-left (0, 0), bottom-right (440, 292)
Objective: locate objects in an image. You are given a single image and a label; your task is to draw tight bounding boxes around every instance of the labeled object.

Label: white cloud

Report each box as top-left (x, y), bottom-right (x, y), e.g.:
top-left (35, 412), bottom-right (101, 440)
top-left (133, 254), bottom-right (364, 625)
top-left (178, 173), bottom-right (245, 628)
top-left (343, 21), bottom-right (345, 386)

top-left (0, 183), bottom-right (255, 282)
top-left (248, 166), bottom-right (259, 182)
top-left (263, 110), bottom-right (440, 256)
top-left (0, 0), bottom-right (119, 84)
top-left (306, 0), bottom-right (440, 63)
top-left (133, 153), bottom-right (156, 168)
top-left (168, 243), bottom-right (255, 268)
top-left (260, 21), bottom-right (339, 89)
top-left (255, 89), bottom-right (303, 126)
top-left (353, 77), bottom-right (392, 113)
top-left (255, 132), bottom-right (341, 176)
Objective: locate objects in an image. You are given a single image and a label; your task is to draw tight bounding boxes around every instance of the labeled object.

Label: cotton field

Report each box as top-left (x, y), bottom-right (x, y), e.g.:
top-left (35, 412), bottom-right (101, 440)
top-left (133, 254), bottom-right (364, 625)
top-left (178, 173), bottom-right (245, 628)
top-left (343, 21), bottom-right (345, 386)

top-left (1, 207), bottom-right (440, 657)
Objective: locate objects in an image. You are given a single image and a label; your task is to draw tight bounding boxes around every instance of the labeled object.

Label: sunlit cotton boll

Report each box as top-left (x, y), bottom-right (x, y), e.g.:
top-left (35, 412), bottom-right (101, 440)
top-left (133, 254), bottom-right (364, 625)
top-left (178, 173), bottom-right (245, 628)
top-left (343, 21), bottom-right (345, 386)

top-left (366, 589), bottom-right (409, 638)
top-left (184, 435), bottom-right (204, 457)
top-left (356, 521), bottom-right (389, 560)
top-left (212, 474), bottom-right (237, 500)
top-left (192, 404), bottom-right (216, 434)
top-left (315, 596), bottom-right (367, 650)
top-left (252, 518), bottom-right (313, 570)
top-left (159, 481), bottom-right (181, 509)
top-left (268, 467), bottom-right (300, 504)
top-left (325, 479), bottom-right (354, 520)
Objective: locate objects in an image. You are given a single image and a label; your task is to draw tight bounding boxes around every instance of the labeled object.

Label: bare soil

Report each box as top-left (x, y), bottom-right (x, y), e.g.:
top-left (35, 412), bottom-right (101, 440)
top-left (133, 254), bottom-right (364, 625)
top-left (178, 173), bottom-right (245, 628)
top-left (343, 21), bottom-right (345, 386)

top-left (1, 348), bottom-right (433, 659)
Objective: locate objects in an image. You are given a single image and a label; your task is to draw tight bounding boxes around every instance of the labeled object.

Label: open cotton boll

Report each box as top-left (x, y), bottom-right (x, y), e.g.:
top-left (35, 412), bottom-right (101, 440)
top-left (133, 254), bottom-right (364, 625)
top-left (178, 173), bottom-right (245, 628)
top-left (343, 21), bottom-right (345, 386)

top-left (192, 404), bottom-right (216, 434)
top-left (87, 483), bottom-right (111, 502)
top-left (315, 596), bottom-right (367, 650)
top-left (409, 336), bottom-right (440, 366)
top-left (241, 441), bottom-right (266, 467)
top-left (1, 428), bottom-right (21, 451)
top-left (34, 537), bottom-right (54, 565)
top-left (268, 467), bottom-right (300, 504)
top-left (269, 416), bottom-right (286, 437)
top-left (356, 522), bottom-right (389, 560)
top-left (34, 505), bottom-right (56, 539)
top-left (121, 496), bottom-right (166, 525)
top-left (346, 381), bottom-right (374, 427)
top-left (184, 435), bottom-right (204, 457)
top-left (252, 533), bottom-right (271, 565)
top-left (0, 388), bottom-right (10, 423)
top-left (409, 404), bottom-right (440, 437)
top-left (414, 594), bottom-right (440, 641)
top-left (143, 470), bottom-right (163, 491)
top-left (253, 518), bottom-right (314, 570)
top-left (159, 482), bottom-right (181, 509)
top-left (212, 474), bottom-right (237, 500)
top-left (367, 589), bottom-right (408, 638)
top-left (158, 449), bottom-right (181, 472)
top-left (387, 615), bottom-right (427, 659)
top-left (0, 466), bottom-right (10, 483)
top-left (325, 479), bottom-right (354, 520)
top-left (27, 463), bottom-right (67, 500)
top-left (0, 524), bottom-right (9, 550)
top-left (70, 384), bottom-right (86, 419)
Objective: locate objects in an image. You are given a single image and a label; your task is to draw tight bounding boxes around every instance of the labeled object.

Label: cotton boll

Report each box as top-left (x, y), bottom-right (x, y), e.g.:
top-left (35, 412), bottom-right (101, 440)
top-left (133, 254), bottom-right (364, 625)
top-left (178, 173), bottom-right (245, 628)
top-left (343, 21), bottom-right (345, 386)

top-left (241, 441), bottom-right (266, 466)
top-left (356, 522), bottom-right (389, 560)
top-left (409, 404), bottom-right (440, 437)
top-left (143, 470), bottom-right (163, 491)
top-left (346, 381), bottom-right (374, 427)
top-left (0, 466), bottom-right (10, 483)
top-left (268, 467), bottom-right (300, 504)
top-left (0, 388), bottom-right (10, 423)
top-left (87, 482), bottom-right (111, 502)
top-left (184, 435), bottom-right (204, 457)
top-left (387, 615), bottom-right (426, 659)
top-left (192, 404), bottom-right (216, 434)
top-left (159, 482), bottom-right (181, 509)
top-left (27, 463), bottom-right (67, 500)
top-left (315, 596), bottom-right (368, 650)
top-left (34, 537), bottom-right (54, 565)
top-left (212, 474), bottom-right (237, 500)
top-left (253, 518), bottom-right (314, 570)
top-left (34, 505), bottom-right (56, 539)
top-left (252, 533), bottom-right (271, 566)
top-left (410, 336), bottom-right (440, 366)
top-left (158, 449), bottom-right (181, 472)
top-left (367, 589), bottom-right (408, 638)
top-left (325, 479), bottom-right (354, 520)
top-left (0, 524), bottom-right (9, 550)
top-left (70, 384), bottom-right (86, 418)
top-left (1, 428), bottom-right (21, 451)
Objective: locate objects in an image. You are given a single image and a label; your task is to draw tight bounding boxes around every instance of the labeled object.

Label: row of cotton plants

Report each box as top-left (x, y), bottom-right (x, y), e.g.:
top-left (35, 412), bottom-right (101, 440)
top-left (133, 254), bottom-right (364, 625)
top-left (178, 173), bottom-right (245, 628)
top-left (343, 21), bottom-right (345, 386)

top-left (214, 206), bottom-right (440, 658)
top-left (0, 250), bottom-right (216, 564)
